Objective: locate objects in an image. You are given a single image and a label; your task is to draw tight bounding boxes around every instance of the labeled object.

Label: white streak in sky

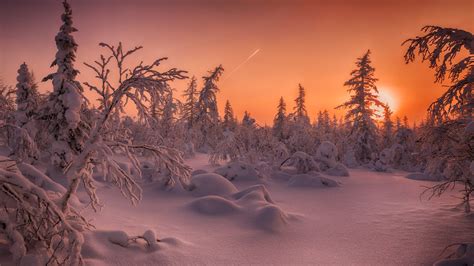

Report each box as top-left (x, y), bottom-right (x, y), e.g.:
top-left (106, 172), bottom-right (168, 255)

top-left (223, 48), bottom-right (261, 82)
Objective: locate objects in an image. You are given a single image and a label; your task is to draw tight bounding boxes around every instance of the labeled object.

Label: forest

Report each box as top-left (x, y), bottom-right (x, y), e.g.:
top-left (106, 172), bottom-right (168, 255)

top-left (0, 0), bottom-right (472, 265)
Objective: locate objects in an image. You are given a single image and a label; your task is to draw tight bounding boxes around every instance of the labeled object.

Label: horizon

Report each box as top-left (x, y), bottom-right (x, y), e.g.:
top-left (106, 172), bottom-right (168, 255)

top-left (1, 0), bottom-right (473, 124)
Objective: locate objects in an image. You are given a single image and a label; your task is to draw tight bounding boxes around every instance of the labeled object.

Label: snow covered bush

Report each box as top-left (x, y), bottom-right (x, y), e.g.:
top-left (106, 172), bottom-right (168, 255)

top-left (209, 130), bottom-right (243, 165)
top-left (315, 141), bottom-right (349, 176)
top-left (374, 148), bottom-right (392, 172)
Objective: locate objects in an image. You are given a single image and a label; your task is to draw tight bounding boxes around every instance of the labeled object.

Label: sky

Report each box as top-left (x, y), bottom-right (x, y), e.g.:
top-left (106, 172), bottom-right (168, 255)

top-left (0, 0), bottom-right (473, 125)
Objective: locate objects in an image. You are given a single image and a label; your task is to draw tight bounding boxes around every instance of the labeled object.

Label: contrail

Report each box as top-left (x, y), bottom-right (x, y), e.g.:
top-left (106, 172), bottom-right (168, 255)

top-left (223, 48), bottom-right (261, 82)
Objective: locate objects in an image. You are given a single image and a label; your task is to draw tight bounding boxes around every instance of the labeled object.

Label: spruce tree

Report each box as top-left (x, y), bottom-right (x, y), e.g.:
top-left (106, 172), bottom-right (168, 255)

top-left (195, 65), bottom-right (224, 149)
top-left (41, 0), bottom-right (89, 169)
top-left (273, 96), bottom-right (287, 140)
top-left (293, 83), bottom-right (310, 125)
top-left (381, 104), bottom-right (394, 149)
top-left (15, 63), bottom-right (39, 128)
top-left (223, 100), bottom-right (237, 131)
top-left (336, 50), bottom-right (383, 164)
top-left (181, 76), bottom-right (199, 129)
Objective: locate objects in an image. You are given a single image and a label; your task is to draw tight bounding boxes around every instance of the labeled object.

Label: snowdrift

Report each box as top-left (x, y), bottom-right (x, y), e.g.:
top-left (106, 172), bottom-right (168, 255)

top-left (188, 173), bottom-right (295, 232)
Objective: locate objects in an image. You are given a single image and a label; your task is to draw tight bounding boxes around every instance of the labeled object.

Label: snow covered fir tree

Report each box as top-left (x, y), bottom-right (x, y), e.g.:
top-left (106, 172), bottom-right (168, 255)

top-left (0, 0), bottom-right (472, 265)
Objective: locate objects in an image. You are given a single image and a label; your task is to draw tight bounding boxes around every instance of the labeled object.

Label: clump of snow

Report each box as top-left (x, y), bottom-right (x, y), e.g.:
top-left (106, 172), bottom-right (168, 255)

top-left (434, 243), bottom-right (474, 266)
top-left (288, 173), bottom-right (339, 188)
top-left (142, 229), bottom-right (159, 251)
top-left (107, 230), bottom-right (130, 247)
top-left (214, 161), bottom-right (263, 181)
top-left (190, 173), bottom-right (238, 197)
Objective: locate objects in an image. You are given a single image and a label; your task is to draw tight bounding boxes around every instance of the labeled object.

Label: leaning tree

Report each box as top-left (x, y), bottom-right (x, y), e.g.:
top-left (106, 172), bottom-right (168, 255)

top-left (403, 26), bottom-right (473, 212)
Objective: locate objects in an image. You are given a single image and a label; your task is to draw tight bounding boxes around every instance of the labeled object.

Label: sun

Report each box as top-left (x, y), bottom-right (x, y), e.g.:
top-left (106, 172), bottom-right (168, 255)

top-left (374, 87), bottom-right (398, 118)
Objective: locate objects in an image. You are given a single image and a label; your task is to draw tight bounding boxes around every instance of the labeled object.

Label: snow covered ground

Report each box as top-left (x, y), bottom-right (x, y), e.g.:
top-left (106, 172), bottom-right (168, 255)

top-left (1, 153), bottom-right (470, 265)
top-left (44, 153), bottom-right (469, 266)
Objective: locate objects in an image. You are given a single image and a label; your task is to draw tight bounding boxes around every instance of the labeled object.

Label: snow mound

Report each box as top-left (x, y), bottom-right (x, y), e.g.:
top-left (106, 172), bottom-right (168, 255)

top-left (288, 173), bottom-right (339, 188)
top-left (255, 205), bottom-right (289, 232)
top-left (190, 173), bottom-right (238, 197)
top-left (81, 230), bottom-right (186, 265)
top-left (189, 195), bottom-right (241, 215)
top-left (434, 243), bottom-right (474, 266)
top-left (188, 184), bottom-right (291, 232)
top-left (214, 161), bottom-right (263, 181)
top-left (324, 163), bottom-right (349, 177)
top-left (270, 170), bottom-right (292, 182)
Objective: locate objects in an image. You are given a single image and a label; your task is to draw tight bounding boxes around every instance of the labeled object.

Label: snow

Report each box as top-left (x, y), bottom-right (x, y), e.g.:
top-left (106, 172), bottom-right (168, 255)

top-left (14, 154), bottom-right (467, 266)
top-left (190, 173), bottom-right (238, 197)
top-left (214, 161), bottom-right (263, 181)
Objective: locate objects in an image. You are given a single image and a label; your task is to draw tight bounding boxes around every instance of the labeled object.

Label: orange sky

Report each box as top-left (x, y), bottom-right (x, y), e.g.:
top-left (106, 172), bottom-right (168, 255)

top-left (1, 0), bottom-right (473, 125)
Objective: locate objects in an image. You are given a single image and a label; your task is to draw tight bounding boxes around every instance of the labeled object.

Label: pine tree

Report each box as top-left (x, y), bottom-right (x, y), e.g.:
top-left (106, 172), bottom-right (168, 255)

top-left (336, 50), bottom-right (383, 164)
top-left (15, 63), bottom-right (39, 128)
top-left (293, 83), bottom-right (310, 124)
top-left (273, 96), bottom-right (287, 140)
top-left (41, 0), bottom-right (89, 169)
top-left (223, 100), bottom-right (237, 131)
top-left (195, 65), bottom-right (224, 149)
top-left (181, 76), bottom-right (199, 129)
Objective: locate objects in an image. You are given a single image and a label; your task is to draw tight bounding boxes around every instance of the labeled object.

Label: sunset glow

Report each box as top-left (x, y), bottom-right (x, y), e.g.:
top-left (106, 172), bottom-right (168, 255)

top-left (1, 0), bottom-right (472, 124)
